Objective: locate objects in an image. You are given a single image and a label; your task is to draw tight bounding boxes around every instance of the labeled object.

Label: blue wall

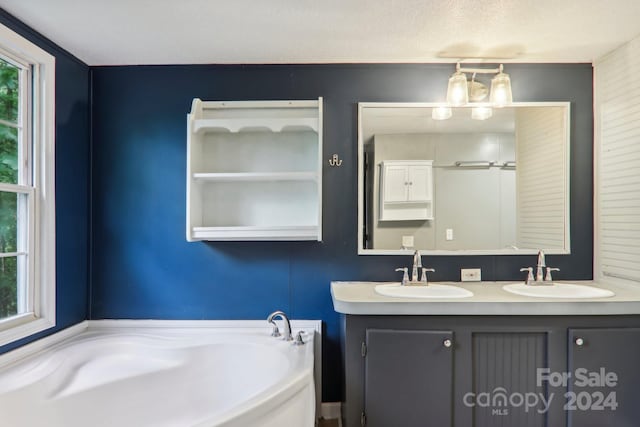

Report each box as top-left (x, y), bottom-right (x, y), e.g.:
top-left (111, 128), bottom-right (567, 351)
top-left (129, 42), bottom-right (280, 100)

top-left (90, 63), bottom-right (593, 401)
top-left (0, 10), bottom-right (90, 353)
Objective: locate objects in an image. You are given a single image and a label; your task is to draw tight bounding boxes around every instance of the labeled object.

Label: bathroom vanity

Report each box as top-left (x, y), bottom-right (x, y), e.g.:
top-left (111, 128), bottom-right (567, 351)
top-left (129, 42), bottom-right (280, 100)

top-left (332, 281), bottom-right (640, 427)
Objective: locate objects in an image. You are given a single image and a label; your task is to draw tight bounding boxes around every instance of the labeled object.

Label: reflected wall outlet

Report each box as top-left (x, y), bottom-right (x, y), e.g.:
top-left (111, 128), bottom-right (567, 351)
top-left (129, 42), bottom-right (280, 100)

top-left (461, 268), bottom-right (481, 282)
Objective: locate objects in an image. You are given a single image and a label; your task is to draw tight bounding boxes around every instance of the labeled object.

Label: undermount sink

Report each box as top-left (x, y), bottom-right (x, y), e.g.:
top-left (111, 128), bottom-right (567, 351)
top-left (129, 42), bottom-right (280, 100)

top-left (375, 283), bottom-right (474, 299)
top-left (502, 282), bottom-right (614, 299)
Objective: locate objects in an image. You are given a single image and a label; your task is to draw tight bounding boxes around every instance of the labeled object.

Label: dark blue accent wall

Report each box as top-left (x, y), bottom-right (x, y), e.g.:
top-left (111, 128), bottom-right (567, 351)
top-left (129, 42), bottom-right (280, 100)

top-left (90, 63), bottom-right (593, 401)
top-left (0, 10), bottom-right (90, 353)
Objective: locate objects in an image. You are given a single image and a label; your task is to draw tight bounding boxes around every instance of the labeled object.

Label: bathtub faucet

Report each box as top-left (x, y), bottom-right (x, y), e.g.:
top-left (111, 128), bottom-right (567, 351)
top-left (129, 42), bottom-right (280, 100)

top-left (267, 310), bottom-right (293, 341)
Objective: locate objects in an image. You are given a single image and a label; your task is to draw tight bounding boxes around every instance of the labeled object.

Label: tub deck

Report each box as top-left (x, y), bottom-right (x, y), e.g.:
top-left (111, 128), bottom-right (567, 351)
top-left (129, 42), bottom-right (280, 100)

top-left (0, 320), bottom-right (320, 427)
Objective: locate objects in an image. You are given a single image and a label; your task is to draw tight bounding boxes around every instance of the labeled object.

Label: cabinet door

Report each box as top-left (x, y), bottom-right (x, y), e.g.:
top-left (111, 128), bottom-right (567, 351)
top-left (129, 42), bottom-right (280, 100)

top-left (382, 165), bottom-right (409, 202)
top-left (568, 328), bottom-right (640, 427)
top-left (407, 164), bottom-right (431, 202)
top-left (364, 329), bottom-right (453, 427)
top-left (472, 333), bottom-right (548, 427)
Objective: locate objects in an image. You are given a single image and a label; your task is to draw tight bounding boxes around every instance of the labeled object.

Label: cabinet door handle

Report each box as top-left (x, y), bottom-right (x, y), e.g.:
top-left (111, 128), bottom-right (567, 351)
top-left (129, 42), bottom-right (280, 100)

top-left (575, 337), bottom-right (584, 346)
top-left (443, 339), bottom-right (452, 348)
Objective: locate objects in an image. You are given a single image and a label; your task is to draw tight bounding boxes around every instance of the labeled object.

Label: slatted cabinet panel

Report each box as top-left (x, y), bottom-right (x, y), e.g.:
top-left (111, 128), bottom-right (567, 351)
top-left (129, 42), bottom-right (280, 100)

top-left (595, 37), bottom-right (640, 282)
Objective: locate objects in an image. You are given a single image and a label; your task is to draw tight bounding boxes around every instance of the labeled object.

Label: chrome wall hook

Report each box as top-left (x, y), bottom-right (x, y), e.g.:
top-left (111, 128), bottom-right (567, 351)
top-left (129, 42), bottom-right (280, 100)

top-left (329, 154), bottom-right (343, 167)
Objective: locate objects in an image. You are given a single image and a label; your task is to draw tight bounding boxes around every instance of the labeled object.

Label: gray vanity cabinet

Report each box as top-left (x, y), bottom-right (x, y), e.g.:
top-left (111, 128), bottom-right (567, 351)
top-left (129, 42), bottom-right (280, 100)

top-left (343, 316), bottom-right (640, 427)
top-left (344, 316), bottom-right (554, 427)
top-left (363, 329), bottom-right (453, 427)
top-left (567, 328), bottom-right (640, 427)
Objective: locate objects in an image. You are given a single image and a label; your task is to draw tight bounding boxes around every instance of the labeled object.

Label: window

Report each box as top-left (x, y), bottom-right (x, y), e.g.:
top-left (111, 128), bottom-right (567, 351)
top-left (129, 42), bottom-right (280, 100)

top-left (0, 23), bottom-right (55, 347)
top-left (0, 55), bottom-right (27, 320)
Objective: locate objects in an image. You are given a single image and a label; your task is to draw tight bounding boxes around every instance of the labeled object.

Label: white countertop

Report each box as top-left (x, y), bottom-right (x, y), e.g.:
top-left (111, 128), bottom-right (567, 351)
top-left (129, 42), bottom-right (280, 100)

top-left (331, 280), bottom-right (640, 315)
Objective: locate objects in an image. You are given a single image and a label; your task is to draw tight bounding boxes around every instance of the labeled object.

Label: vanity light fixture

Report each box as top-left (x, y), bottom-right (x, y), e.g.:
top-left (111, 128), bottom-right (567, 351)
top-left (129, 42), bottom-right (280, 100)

top-left (431, 106), bottom-right (452, 120)
top-left (446, 63), bottom-right (513, 107)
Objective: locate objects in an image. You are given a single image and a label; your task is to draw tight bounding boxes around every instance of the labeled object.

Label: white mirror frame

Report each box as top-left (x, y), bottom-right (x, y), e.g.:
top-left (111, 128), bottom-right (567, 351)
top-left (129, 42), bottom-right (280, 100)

top-left (357, 102), bottom-right (571, 256)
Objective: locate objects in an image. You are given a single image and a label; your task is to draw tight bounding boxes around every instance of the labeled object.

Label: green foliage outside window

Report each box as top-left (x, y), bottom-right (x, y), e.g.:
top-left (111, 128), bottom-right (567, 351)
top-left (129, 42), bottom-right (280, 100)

top-left (0, 59), bottom-right (19, 318)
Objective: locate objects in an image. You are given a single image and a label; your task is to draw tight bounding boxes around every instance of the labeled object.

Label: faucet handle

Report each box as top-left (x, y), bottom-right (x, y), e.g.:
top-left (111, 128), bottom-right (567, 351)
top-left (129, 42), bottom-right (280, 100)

top-left (545, 267), bottom-right (560, 282)
top-left (269, 320), bottom-right (281, 337)
top-left (395, 267), bottom-right (409, 286)
top-left (293, 331), bottom-right (306, 346)
top-left (421, 268), bottom-right (435, 284)
top-left (520, 267), bottom-right (534, 285)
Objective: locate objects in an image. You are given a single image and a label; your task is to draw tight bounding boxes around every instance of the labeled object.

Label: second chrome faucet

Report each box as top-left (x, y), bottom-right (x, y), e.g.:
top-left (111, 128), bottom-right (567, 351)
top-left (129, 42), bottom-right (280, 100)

top-left (520, 250), bottom-right (560, 286)
top-left (396, 250), bottom-right (435, 286)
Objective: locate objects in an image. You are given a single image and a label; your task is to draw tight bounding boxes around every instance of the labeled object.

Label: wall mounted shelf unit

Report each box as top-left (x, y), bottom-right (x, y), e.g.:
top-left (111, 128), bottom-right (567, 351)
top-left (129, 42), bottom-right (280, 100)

top-left (186, 98), bottom-right (323, 241)
top-left (379, 160), bottom-right (434, 221)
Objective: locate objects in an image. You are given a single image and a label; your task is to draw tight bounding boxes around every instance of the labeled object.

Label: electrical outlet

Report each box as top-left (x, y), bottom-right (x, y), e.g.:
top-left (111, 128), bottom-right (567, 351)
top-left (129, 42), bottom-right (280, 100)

top-left (402, 235), bottom-right (414, 248)
top-left (461, 268), bottom-right (481, 282)
top-left (446, 228), bottom-right (454, 241)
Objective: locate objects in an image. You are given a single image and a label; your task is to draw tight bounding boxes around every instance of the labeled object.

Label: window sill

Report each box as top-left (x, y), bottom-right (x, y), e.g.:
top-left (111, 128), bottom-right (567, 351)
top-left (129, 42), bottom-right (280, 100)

top-left (0, 314), bottom-right (55, 348)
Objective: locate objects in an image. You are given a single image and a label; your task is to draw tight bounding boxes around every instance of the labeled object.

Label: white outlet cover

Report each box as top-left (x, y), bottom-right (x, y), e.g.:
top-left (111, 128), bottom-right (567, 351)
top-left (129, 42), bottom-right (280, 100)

top-left (461, 268), bottom-right (481, 282)
top-left (446, 229), bottom-right (454, 241)
top-left (402, 235), bottom-right (414, 248)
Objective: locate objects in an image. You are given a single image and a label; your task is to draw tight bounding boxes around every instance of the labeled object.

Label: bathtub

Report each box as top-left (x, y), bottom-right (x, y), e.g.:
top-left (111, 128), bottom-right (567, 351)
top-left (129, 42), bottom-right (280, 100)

top-left (0, 319), bottom-right (320, 427)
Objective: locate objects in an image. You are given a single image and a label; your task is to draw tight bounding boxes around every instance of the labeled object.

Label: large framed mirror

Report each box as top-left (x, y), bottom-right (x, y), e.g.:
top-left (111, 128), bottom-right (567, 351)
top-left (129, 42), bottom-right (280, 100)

top-left (358, 102), bottom-right (570, 255)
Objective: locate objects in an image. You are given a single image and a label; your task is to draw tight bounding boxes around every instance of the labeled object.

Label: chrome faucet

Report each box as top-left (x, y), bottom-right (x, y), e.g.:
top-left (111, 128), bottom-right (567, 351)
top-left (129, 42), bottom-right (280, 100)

top-left (536, 250), bottom-right (546, 282)
top-left (412, 250), bottom-right (422, 282)
top-left (267, 310), bottom-right (293, 341)
top-left (396, 250), bottom-right (435, 285)
top-left (520, 250), bottom-right (559, 286)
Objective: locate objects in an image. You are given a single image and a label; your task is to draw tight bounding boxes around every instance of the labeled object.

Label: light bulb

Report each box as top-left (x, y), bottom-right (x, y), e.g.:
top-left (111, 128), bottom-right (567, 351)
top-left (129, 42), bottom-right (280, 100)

top-left (447, 71), bottom-right (468, 106)
top-left (432, 106), bottom-right (452, 120)
top-left (471, 106), bottom-right (492, 120)
top-left (490, 72), bottom-right (513, 107)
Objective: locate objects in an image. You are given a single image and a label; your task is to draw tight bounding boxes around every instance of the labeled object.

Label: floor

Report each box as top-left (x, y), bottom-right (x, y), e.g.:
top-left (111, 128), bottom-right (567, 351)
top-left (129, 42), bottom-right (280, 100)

top-left (318, 418), bottom-right (340, 427)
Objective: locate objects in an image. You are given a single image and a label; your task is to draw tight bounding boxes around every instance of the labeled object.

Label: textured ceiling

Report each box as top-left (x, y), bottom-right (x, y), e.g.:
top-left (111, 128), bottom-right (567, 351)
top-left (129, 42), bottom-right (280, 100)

top-left (1, 0), bottom-right (639, 65)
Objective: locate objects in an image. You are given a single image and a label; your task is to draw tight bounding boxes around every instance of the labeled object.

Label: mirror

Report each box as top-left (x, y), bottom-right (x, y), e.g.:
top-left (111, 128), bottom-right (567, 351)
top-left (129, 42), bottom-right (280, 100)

top-left (358, 102), bottom-right (570, 255)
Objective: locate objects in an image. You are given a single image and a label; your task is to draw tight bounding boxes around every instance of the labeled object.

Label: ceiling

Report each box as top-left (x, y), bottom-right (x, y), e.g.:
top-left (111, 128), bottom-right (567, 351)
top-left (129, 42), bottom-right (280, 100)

top-left (1, 0), bottom-right (639, 65)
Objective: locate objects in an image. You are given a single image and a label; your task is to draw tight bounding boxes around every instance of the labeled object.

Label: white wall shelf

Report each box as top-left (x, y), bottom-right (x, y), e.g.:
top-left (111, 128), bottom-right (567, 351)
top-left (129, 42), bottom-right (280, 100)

top-left (193, 117), bottom-right (318, 134)
top-left (192, 225), bottom-right (319, 241)
top-left (192, 172), bottom-right (318, 182)
top-left (187, 98), bottom-right (323, 242)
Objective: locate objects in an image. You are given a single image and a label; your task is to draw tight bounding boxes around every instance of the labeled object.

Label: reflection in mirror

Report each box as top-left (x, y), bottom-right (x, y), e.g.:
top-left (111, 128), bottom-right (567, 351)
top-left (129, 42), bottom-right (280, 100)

top-left (358, 103), bottom-right (570, 255)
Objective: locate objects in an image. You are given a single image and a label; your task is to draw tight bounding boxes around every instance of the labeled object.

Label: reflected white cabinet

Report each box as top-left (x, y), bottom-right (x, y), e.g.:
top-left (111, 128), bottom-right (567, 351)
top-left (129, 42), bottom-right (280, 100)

top-left (186, 98), bottom-right (323, 241)
top-left (379, 160), bottom-right (433, 221)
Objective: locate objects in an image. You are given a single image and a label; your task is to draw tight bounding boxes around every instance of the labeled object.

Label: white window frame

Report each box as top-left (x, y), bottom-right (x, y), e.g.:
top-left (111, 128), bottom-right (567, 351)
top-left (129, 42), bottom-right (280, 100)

top-left (0, 23), bottom-right (55, 347)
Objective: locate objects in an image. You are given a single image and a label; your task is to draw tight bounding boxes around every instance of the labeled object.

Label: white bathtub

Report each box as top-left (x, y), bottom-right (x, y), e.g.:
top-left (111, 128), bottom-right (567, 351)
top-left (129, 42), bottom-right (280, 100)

top-left (0, 320), bottom-right (320, 427)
